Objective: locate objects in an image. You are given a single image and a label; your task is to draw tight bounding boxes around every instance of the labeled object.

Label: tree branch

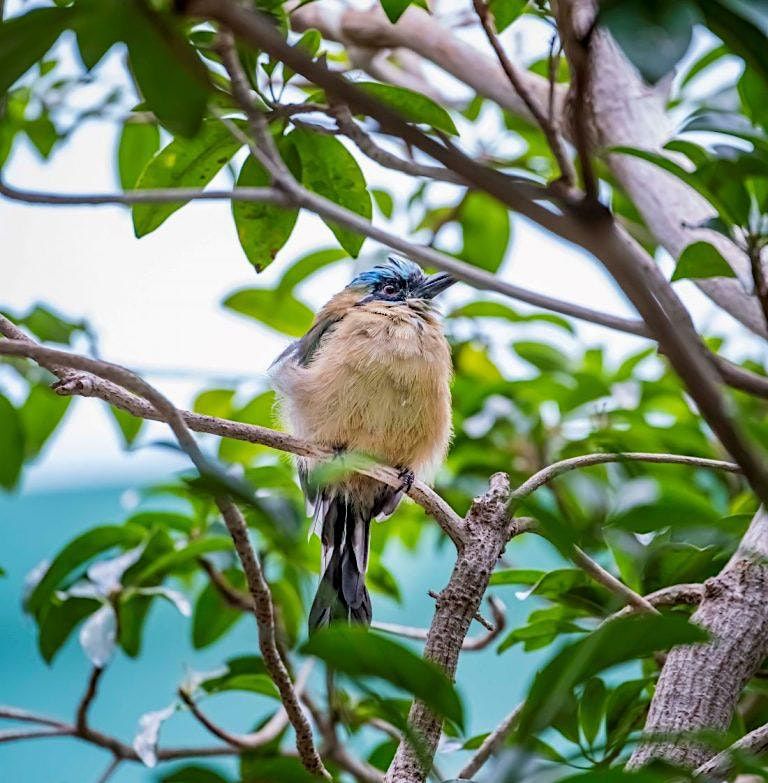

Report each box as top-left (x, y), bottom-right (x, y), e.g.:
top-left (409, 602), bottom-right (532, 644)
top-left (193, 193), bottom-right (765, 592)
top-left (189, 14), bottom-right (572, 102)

top-left (507, 451), bottom-right (742, 509)
top-left (373, 595), bottom-right (507, 651)
top-left (694, 720), bottom-right (768, 780)
top-left (0, 326), bottom-right (466, 547)
top-left (628, 507), bottom-right (768, 770)
top-left (385, 473), bottom-right (514, 783)
top-left (457, 702), bottom-right (523, 780)
top-left (0, 180), bottom-right (287, 207)
top-left (472, 0), bottom-right (576, 188)
top-left (75, 666), bottom-right (104, 733)
top-left (0, 334), bottom-right (329, 779)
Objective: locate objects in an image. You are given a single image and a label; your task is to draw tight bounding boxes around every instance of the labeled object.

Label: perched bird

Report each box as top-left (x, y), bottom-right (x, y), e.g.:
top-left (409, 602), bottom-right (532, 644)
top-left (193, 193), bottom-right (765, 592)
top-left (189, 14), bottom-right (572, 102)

top-left (269, 256), bottom-right (455, 630)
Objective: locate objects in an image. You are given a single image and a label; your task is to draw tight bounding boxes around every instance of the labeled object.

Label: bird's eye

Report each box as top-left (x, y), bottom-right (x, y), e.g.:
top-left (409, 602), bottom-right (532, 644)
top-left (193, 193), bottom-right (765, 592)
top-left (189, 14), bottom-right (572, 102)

top-left (382, 284), bottom-right (397, 296)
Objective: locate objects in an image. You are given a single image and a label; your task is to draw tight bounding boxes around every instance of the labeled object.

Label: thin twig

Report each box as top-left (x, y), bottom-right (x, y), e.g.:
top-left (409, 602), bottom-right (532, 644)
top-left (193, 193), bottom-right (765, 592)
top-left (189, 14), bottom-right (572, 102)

top-left (472, 0), bottom-right (576, 188)
top-left (373, 595), bottom-right (507, 651)
top-left (748, 241), bottom-right (768, 333)
top-left (695, 721), bottom-right (768, 779)
top-left (0, 180), bottom-right (286, 206)
top-left (570, 545), bottom-right (657, 613)
top-left (457, 702), bottom-right (523, 779)
top-left (95, 757), bottom-right (121, 783)
top-left (75, 666), bottom-right (104, 733)
top-left (507, 452), bottom-right (742, 509)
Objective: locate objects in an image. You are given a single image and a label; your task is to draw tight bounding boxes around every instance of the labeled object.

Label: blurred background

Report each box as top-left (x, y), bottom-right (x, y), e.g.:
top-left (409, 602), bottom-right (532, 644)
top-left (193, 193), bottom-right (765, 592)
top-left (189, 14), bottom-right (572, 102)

top-left (1, 2), bottom-right (763, 781)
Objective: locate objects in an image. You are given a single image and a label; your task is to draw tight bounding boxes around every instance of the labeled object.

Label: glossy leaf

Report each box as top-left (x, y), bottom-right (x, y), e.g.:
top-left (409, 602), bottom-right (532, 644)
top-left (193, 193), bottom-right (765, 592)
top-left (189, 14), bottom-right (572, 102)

top-left (19, 385), bottom-right (71, 459)
top-left (133, 121), bottom-right (243, 237)
top-left (515, 613), bottom-right (707, 739)
top-left (37, 595), bottom-right (100, 663)
top-left (448, 301), bottom-right (574, 333)
top-left (223, 288), bottom-right (315, 337)
top-left (109, 405), bottom-right (144, 447)
top-left (0, 7), bottom-right (72, 94)
top-left (458, 192), bottom-right (510, 272)
top-left (26, 525), bottom-right (145, 614)
top-left (357, 82), bottom-right (458, 135)
top-left (0, 395), bottom-right (25, 490)
top-left (192, 568), bottom-right (246, 649)
top-left (118, 121), bottom-right (160, 190)
top-left (579, 677), bottom-right (607, 746)
top-left (380, 0), bottom-right (412, 24)
top-left (123, 5), bottom-right (210, 137)
top-left (289, 127), bottom-right (372, 257)
top-left (161, 767), bottom-right (231, 783)
top-left (232, 155), bottom-right (299, 271)
top-left (276, 247), bottom-right (348, 295)
top-left (600, 0), bottom-right (699, 85)
top-left (490, 0), bottom-right (529, 32)
top-left (301, 626), bottom-right (464, 728)
top-left (671, 241), bottom-right (736, 282)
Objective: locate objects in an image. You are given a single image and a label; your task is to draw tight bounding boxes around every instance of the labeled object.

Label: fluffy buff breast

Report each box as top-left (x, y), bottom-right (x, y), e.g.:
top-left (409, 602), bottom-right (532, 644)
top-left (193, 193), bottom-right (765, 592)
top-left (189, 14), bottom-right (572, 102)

top-left (273, 301), bottom-right (453, 479)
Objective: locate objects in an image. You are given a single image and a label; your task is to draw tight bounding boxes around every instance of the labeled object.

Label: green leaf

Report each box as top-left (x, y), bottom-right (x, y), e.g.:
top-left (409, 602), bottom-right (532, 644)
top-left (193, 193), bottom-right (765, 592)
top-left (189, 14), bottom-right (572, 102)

top-left (123, 4), bottom-right (210, 137)
top-left (276, 247), bottom-right (348, 295)
top-left (301, 626), bottom-right (464, 728)
top-left (131, 536), bottom-right (233, 585)
top-left (372, 188), bottom-right (394, 219)
top-left (579, 677), bottom-right (607, 746)
top-left (24, 114), bottom-right (58, 158)
top-left (671, 241), bottom-right (736, 282)
top-left (240, 757), bottom-right (318, 783)
top-left (289, 127), bottom-right (372, 257)
top-left (600, 0), bottom-right (699, 84)
top-left (489, 568), bottom-right (545, 586)
top-left (739, 67), bottom-right (768, 133)
top-left (108, 405), bottom-right (143, 447)
top-left (126, 510), bottom-right (195, 534)
top-left (356, 82), bottom-right (458, 135)
top-left (27, 525), bottom-right (146, 614)
top-left (17, 304), bottom-right (84, 344)
top-left (193, 388), bottom-right (236, 418)
top-left (497, 618), bottom-right (586, 653)
top-left (19, 385), bottom-right (71, 459)
top-left (223, 288), bottom-right (315, 337)
top-left (457, 192), bottom-right (511, 272)
top-left (161, 766), bottom-right (231, 783)
top-left (448, 301), bottom-right (574, 333)
top-left (0, 7), bottom-right (72, 95)
top-left (515, 613), bottom-right (707, 739)
top-left (0, 395), bottom-right (24, 490)
top-left (700, 0), bottom-right (768, 89)
top-left (512, 341), bottom-right (570, 372)
top-left (283, 28), bottom-right (322, 84)
top-left (202, 673), bottom-right (280, 699)
top-left (192, 568), bottom-right (246, 649)
top-left (118, 121), bottom-right (160, 190)
top-left (232, 155), bottom-right (299, 271)
top-left (380, 0), bottom-right (412, 24)
top-left (489, 0), bottom-right (528, 32)
top-left (38, 595), bottom-right (100, 663)
top-left (133, 120), bottom-right (242, 237)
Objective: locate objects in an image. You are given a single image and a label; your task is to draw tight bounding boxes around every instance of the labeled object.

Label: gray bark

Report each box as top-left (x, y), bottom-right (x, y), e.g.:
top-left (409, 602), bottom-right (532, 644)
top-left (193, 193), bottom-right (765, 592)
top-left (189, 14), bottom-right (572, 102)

top-left (628, 509), bottom-right (768, 769)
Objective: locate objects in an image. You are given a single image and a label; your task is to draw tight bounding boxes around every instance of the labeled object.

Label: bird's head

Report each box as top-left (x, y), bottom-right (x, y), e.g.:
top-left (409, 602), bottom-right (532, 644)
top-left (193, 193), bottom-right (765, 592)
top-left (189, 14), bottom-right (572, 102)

top-left (347, 256), bottom-right (456, 305)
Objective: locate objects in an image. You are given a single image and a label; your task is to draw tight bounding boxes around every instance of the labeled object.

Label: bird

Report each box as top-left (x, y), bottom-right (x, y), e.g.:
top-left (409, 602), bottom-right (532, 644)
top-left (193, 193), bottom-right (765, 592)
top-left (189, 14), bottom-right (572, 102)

top-left (269, 256), bottom-right (456, 631)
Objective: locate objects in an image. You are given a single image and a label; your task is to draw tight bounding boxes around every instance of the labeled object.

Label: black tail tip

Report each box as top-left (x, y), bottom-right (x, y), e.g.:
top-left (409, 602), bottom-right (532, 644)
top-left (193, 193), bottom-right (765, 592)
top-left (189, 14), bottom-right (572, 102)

top-left (308, 582), bottom-right (372, 633)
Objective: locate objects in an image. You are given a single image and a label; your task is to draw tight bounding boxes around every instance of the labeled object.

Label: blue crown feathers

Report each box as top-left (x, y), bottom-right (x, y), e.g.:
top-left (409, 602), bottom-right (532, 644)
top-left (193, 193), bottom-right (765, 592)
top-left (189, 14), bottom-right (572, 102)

top-left (348, 256), bottom-right (425, 290)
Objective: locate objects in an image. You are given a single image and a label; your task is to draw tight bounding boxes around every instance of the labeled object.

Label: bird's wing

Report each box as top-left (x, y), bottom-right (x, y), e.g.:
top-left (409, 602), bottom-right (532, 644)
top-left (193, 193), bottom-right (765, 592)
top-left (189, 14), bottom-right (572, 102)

top-left (270, 312), bottom-right (345, 371)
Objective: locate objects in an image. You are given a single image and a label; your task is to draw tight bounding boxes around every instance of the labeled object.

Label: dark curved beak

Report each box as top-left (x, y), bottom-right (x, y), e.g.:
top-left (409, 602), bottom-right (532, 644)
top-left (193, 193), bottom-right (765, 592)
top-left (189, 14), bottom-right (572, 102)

top-left (413, 272), bottom-right (457, 299)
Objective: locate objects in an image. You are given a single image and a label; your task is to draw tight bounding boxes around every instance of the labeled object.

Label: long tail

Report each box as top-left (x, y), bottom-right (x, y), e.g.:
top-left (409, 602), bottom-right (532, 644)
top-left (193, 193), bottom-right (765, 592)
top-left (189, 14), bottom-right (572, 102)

top-left (308, 494), bottom-right (373, 631)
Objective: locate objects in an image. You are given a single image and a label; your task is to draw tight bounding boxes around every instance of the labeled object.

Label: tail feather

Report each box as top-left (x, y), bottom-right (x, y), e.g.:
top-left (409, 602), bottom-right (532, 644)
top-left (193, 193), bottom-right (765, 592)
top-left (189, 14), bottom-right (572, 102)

top-left (308, 494), bottom-right (373, 632)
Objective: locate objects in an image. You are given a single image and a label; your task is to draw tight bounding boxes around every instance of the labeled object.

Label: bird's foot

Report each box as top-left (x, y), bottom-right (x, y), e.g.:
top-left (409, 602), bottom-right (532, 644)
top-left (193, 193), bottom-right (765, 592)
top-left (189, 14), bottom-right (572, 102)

top-left (396, 467), bottom-right (415, 494)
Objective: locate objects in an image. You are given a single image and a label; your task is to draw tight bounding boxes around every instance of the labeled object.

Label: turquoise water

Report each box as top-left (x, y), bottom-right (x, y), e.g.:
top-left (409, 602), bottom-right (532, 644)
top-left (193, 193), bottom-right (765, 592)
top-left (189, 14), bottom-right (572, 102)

top-left (0, 484), bottom-right (548, 781)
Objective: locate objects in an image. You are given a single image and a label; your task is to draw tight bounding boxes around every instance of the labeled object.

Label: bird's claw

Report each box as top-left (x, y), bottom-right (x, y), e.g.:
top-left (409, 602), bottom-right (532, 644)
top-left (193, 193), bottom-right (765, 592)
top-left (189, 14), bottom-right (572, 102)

top-left (396, 468), bottom-right (415, 494)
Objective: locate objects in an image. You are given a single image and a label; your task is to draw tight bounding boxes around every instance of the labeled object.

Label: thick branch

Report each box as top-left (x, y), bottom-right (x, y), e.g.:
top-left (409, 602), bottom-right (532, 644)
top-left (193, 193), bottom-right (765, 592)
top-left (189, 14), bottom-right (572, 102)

top-left (628, 508), bottom-right (768, 770)
top-left (385, 473), bottom-right (514, 783)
